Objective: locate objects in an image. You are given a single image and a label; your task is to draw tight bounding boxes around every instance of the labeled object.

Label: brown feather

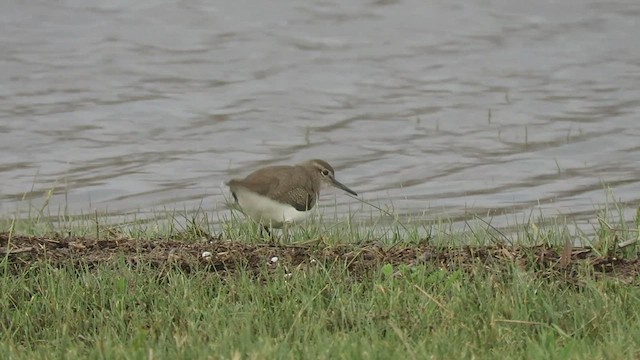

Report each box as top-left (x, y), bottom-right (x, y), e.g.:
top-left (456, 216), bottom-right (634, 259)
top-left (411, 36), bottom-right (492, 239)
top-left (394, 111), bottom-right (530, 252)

top-left (227, 164), bottom-right (319, 212)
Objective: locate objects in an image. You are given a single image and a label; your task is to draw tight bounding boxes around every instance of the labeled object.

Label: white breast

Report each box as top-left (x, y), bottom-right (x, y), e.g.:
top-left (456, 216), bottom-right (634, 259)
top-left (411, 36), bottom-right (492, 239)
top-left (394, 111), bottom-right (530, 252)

top-left (233, 188), bottom-right (310, 228)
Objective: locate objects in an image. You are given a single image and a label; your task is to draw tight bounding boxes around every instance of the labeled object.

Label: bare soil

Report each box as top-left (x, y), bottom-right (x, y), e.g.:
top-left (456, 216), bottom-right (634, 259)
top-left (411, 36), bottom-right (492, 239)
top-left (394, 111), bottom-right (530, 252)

top-left (1, 233), bottom-right (639, 284)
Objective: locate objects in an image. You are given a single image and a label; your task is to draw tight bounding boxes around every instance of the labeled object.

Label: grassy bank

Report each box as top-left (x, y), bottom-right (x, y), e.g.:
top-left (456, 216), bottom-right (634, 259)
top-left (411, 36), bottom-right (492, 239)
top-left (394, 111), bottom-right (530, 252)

top-left (1, 209), bottom-right (640, 359)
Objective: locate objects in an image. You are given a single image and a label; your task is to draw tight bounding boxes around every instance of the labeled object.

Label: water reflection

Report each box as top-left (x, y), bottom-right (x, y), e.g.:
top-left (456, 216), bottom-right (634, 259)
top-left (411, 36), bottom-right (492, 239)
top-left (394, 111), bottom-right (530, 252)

top-left (0, 0), bottom-right (639, 232)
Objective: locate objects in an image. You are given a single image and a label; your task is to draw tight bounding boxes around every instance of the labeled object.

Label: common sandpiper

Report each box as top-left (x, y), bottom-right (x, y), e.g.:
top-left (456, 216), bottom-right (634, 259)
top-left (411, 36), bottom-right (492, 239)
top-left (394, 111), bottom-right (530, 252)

top-left (227, 159), bottom-right (357, 231)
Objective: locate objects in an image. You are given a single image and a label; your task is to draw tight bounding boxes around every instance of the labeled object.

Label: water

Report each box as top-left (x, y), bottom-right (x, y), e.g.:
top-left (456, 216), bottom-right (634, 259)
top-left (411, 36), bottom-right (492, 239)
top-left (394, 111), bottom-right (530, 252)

top-left (1, 0), bottom-right (639, 231)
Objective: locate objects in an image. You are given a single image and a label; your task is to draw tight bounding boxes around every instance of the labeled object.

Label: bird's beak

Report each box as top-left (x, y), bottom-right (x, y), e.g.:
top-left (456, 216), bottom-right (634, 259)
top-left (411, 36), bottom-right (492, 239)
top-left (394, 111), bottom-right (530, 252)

top-left (331, 178), bottom-right (357, 196)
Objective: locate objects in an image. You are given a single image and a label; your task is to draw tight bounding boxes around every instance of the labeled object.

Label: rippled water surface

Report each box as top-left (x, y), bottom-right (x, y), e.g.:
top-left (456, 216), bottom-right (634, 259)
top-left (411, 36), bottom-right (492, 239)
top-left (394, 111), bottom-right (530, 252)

top-left (1, 0), bottom-right (639, 229)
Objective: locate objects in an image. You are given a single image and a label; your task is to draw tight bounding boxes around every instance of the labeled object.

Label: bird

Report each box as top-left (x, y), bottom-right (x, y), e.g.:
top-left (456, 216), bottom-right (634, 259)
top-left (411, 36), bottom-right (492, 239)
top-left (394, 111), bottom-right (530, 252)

top-left (227, 159), bottom-right (357, 231)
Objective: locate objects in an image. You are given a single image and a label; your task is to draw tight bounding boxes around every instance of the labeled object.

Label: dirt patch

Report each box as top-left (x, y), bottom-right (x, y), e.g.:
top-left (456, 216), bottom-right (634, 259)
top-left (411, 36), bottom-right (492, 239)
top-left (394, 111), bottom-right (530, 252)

top-left (1, 233), bottom-right (639, 283)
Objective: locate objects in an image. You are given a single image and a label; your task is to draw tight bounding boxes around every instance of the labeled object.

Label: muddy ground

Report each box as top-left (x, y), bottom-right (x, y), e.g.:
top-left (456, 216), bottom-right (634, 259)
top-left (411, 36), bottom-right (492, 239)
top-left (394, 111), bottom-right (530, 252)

top-left (1, 233), bottom-right (639, 284)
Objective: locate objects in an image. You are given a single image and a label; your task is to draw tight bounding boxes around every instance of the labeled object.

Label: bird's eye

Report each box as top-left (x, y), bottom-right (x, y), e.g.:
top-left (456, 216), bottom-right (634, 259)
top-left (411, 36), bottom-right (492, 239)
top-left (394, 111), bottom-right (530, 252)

top-left (321, 169), bottom-right (330, 176)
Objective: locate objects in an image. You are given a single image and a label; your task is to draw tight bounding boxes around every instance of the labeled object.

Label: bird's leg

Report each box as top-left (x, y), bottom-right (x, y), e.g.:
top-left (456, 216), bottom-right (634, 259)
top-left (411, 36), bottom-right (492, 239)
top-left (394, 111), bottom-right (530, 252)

top-left (260, 224), bottom-right (272, 240)
top-left (281, 222), bottom-right (292, 244)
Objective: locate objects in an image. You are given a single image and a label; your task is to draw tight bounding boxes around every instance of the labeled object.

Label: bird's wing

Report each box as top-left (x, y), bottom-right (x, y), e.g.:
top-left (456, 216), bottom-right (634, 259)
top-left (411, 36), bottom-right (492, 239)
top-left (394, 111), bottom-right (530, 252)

top-left (232, 166), bottom-right (316, 212)
top-left (227, 172), bottom-right (278, 201)
top-left (278, 187), bottom-right (315, 212)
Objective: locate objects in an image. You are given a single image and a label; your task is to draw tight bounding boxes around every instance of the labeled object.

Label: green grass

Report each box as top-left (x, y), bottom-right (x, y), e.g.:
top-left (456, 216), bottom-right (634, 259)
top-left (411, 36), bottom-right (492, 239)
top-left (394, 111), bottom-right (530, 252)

top-left (1, 203), bottom-right (640, 359)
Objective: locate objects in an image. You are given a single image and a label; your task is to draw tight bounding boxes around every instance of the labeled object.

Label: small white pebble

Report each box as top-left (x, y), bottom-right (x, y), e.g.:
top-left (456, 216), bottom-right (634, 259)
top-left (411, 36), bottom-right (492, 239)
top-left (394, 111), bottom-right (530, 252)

top-left (202, 251), bottom-right (212, 258)
top-left (270, 256), bottom-right (279, 263)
